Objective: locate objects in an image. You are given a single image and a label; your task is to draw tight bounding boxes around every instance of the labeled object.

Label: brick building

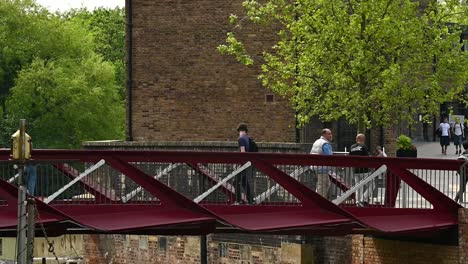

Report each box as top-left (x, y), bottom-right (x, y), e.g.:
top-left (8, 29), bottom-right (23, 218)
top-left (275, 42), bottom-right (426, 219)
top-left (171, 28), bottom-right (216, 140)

top-left (126, 0), bottom-right (296, 143)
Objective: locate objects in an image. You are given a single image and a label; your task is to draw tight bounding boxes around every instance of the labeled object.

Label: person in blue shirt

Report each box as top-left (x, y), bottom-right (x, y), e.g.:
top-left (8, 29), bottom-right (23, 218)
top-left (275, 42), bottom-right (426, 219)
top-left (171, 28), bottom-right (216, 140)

top-left (310, 128), bottom-right (333, 198)
top-left (235, 123), bottom-right (253, 204)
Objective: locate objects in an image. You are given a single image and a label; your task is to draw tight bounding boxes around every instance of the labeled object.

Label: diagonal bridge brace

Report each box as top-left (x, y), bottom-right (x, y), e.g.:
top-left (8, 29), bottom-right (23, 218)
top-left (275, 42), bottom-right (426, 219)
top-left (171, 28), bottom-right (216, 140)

top-left (251, 159), bottom-right (364, 226)
top-left (386, 165), bottom-right (461, 213)
top-left (53, 162), bottom-right (118, 203)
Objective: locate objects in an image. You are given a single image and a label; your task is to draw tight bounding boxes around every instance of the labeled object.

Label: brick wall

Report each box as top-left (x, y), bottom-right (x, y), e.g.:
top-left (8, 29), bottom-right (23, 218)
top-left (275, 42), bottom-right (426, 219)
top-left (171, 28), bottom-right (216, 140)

top-left (82, 227), bottom-right (468, 264)
top-left (460, 208), bottom-right (468, 263)
top-left (128, 0), bottom-right (296, 143)
top-left (306, 236), bottom-right (352, 263)
top-left (83, 235), bottom-right (110, 264)
top-left (82, 235), bottom-right (310, 264)
top-left (83, 235), bottom-right (202, 264)
top-left (369, 126), bottom-right (398, 157)
top-left (351, 235), bottom-right (459, 264)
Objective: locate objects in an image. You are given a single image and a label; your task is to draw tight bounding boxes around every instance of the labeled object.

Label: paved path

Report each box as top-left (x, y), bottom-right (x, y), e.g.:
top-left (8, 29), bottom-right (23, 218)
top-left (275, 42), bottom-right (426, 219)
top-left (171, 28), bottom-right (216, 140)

top-left (413, 141), bottom-right (462, 160)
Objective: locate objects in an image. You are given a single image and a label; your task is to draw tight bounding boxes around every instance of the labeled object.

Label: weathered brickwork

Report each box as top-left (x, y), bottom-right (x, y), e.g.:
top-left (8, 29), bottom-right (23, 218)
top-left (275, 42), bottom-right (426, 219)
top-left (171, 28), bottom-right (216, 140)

top-left (307, 236), bottom-right (352, 264)
top-left (352, 235), bottom-right (459, 264)
top-left (83, 234), bottom-right (109, 264)
top-left (369, 125), bottom-right (398, 157)
top-left (82, 235), bottom-right (312, 264)
top-left (460, 208), bottom-right (468, 264)
top-left (128, 0), bottom-right (296, 142)
top-left (82, 230), bottom-right (467, 264)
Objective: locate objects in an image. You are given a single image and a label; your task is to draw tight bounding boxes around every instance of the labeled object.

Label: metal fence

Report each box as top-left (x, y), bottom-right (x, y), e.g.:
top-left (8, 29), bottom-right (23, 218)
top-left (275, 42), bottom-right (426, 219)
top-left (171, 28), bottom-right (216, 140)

top-left (0, 149), bottom-right (465, 209)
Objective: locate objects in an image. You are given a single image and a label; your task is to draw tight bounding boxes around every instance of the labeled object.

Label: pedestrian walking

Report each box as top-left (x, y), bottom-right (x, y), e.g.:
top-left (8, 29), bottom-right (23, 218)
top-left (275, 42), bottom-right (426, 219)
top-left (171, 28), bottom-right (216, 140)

top-left (439, 117), bottom-right (451, 155)
top-left (453, 117), bottom-right (464, 155)
top-left (236, 123), bottom-right (254, 204)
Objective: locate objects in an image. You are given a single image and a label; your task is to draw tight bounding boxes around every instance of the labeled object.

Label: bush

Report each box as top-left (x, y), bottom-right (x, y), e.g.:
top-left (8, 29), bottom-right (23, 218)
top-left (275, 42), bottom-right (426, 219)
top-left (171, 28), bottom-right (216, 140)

top-left (396, 135), bottom-right (415, 150)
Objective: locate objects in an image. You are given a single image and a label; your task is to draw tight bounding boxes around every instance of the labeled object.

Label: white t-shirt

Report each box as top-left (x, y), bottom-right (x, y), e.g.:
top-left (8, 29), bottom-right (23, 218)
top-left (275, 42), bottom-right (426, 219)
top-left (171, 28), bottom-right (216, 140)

top-left (440, 123), bottom-right (451, 136)
top-left (453, 123), bottom-right (464, 136)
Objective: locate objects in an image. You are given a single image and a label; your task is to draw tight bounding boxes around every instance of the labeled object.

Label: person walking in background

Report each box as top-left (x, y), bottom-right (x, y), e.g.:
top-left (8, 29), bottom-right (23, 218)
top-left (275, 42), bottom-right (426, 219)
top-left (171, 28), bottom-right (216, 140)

top-left (310, 128), bottom-right (333, 198)
top-left (349, 134), bottom-right (373, 207)
top-left (235, 123), bottom-right (253, 204)
top-left (439, 117), bottom-right (451, 155)
top-left (453, 117), bottom-right (464, 155)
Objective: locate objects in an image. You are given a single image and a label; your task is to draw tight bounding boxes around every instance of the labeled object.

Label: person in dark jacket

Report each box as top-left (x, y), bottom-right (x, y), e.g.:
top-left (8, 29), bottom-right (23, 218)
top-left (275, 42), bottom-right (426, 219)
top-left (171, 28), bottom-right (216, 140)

top-left (349, 134), bottom-right (372, 207)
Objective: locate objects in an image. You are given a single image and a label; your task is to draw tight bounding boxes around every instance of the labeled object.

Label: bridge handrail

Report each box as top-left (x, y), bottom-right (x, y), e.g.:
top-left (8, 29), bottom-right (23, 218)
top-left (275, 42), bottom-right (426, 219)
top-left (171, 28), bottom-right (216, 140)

top-left (0, 149), bottom-right (461, 171)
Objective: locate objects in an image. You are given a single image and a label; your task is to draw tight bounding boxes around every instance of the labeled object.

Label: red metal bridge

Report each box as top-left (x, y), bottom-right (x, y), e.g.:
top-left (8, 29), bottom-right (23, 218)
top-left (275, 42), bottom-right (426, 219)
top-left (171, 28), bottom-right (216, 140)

top-left (0, 149), bottom-right (465, 238)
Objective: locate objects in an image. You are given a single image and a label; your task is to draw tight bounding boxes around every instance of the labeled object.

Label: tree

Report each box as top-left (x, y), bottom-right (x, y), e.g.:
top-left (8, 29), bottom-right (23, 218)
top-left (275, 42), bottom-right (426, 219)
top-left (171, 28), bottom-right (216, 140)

top-left (0, 0), bottom-right (97, 115)
top-left (63, 7), bottom-right (126, 100)
top-left (0, 0), bottom-right (48, 115)
top-left (5, 55), bottom-right (125, 148)
top-left (219, 0), bottom-right (468, 132)
top-left (0, 1), bottom-right (126, 148)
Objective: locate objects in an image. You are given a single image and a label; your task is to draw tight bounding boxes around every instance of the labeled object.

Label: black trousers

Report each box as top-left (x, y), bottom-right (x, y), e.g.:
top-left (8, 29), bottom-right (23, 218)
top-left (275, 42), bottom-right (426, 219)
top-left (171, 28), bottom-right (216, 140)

top-left (235, 167), bottom-right (253, 204)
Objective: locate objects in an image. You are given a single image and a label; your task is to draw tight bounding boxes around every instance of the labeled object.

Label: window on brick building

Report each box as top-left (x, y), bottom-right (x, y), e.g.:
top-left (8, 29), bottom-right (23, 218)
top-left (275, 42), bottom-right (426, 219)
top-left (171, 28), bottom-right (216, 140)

top-left (240, 245), bottom-right (251, 261)
top-left (139, 235), bottom-right (148, 249)
top-left (265, 94), bottom-right (275, 103)
top-left (0, 239), bottom-right (2, 256)
top-left (125, 235), bottom-right (130, 248)
top-left (158, 237), bottom-right (167, 252)
top-left (218, 243), bottom-right (228, 258)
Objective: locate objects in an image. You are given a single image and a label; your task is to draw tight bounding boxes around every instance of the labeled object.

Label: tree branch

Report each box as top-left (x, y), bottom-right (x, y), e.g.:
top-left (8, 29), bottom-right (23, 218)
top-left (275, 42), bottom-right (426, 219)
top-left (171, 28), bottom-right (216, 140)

top-left (381, 0), bottom-right (393, 20)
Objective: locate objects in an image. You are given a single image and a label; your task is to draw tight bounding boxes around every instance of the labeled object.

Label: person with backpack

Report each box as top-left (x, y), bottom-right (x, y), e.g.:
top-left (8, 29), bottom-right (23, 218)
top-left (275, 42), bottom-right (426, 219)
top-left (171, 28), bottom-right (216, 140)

top-left (453, 117), bottom-right (464, 155)
top-left (455, 141), bottom-right (468, 203)
top-left (236, 123), bottom-right (255, 204)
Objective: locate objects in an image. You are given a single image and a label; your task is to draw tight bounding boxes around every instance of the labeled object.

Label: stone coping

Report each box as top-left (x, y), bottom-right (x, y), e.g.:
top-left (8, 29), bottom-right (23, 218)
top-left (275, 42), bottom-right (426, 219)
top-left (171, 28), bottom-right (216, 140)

top-left (83, 140), bottom-right (307, 149)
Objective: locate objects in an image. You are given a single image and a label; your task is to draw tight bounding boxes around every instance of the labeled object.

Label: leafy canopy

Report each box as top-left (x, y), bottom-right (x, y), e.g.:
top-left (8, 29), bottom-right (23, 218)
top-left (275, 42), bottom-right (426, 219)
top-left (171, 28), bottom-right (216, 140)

top-left (6, 55), bottom-right (125, 148)
top-left (219, 0), bottom-right (468, 131)
top-left (0, 0), bottom-right (126, 148)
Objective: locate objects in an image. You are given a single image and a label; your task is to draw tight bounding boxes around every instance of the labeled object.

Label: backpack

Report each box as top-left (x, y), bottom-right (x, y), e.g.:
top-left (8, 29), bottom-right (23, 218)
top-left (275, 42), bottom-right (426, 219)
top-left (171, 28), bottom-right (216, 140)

top-left (248, 137), bottom-right (259, 152)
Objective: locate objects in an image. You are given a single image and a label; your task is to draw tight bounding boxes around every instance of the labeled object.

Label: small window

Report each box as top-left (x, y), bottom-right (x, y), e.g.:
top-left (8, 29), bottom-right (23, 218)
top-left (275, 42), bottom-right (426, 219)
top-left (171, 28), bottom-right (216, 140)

top-left (218, 243), bottom-right (228, 258)
top-left (158, 237), bottom-right (167, 252)
top-left (139, 236), bottom-right (148, 249)
top-left (265, 94), bottom-right (275, 103)
top-left (0, 238), bottom-right (3, 256)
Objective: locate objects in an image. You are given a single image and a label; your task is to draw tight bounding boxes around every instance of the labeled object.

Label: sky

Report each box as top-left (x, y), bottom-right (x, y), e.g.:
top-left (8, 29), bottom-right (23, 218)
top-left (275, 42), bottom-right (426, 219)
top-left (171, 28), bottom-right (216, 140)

top-left (35, 0), bottom-right (124, 12)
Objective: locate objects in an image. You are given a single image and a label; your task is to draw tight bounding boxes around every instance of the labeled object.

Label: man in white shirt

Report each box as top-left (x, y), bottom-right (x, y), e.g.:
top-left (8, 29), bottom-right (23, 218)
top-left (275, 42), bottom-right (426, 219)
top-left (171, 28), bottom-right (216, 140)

top-left (439, 117), bottom-right (451, 155)
top-left (310, 128), bottom-right (333, 198)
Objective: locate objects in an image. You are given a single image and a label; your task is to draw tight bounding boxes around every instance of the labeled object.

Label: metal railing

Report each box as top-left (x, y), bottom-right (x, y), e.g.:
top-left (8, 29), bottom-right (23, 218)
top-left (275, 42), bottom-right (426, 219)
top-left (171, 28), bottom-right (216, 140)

top-left (0, 149), bottom-right (464, 210)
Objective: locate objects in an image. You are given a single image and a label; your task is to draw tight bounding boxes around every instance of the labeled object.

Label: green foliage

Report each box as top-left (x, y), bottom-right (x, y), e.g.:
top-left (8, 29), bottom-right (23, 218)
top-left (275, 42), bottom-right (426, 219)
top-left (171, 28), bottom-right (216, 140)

top-left (218, 32), bottom-right (254, 65)
top-left (63, 7), bottom-right (126, 100)
top-left (5, 55), bottom-right (125, 148)
top-left (396, 135), bottom-right (415, 150)
top-left (219, 0), bottom-right (468, 130)
top-left (0, 0), bottom-right (49, 112)
top-left (0, 1), bottom-right (126, 148)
